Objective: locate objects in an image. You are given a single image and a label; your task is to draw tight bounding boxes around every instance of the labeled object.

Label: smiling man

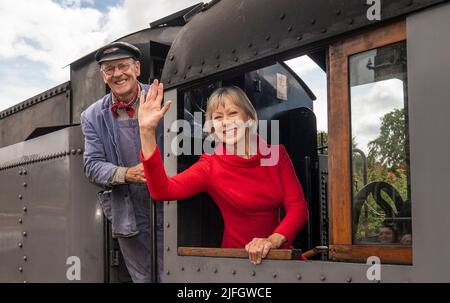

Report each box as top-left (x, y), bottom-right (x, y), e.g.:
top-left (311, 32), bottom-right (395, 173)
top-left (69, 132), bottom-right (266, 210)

top-left (80, 41), bottom-right (163, 283)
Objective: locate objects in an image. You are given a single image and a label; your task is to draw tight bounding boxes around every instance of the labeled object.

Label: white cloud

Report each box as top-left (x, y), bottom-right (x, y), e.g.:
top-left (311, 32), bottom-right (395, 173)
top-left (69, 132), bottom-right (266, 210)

top-left (351, 79), bottom-right (405, 153)
top-left (285, 56), bottom-right (328, 132)
top-left (0, 0), bottom-right (201, 112)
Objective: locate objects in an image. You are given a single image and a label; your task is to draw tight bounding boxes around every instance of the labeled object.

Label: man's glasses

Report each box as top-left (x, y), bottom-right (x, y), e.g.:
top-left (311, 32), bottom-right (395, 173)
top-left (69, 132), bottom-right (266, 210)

top-left (101, 62), bottom-right (134, 76)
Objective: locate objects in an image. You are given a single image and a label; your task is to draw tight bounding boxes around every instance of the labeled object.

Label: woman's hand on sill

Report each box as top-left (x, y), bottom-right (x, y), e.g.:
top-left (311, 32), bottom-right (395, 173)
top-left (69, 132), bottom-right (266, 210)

top-left (245, 233), bottom-right (287, 265)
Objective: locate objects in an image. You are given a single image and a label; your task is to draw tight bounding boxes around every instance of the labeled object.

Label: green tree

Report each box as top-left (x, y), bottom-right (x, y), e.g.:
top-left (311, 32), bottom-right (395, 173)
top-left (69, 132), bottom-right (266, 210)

top-left (367, 108), bottom-right (407, 172)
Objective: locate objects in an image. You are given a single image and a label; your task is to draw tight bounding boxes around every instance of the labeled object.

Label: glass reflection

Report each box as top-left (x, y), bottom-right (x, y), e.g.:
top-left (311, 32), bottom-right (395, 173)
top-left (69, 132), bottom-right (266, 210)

top-left (349, 41), bottom-right (412, 245)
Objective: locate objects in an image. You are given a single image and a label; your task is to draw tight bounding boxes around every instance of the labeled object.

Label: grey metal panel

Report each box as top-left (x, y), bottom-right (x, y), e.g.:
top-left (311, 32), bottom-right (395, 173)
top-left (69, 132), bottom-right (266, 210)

top-left (0, 126), bottom-right (104, 282)
top-left (71, 61), bottom-right (106, 125)
top-left (162, 0), bottom-right (449, 89)
top-left (407, 2), bottom-right (450, 282)
top-left (162, 0), bottom-right (450, 279)
top-left (0, 167), bottom-right (23, 282)
top-left (0, 82), bottom-right (71, 148)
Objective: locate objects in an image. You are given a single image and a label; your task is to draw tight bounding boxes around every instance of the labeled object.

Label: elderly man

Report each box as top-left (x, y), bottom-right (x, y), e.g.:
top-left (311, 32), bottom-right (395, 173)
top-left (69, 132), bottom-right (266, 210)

top-left (80, 41), bottom-right (163, 283)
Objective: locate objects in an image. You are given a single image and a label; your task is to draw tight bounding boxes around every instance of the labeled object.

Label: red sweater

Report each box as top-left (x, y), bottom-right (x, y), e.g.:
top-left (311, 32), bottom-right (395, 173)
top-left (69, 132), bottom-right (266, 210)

top-left (141, 138), bottom-right (308, 248)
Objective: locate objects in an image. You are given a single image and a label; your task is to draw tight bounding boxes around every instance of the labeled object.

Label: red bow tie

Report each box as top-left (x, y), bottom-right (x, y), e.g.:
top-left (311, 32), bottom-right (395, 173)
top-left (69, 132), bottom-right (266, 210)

top-left (111, 102), bottom-right (136, 118)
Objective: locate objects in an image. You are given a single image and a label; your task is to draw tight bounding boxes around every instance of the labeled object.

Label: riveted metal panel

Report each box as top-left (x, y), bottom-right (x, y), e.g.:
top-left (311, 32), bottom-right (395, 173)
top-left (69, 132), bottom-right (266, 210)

top-left (0, 82), bottom-right (71, 149)
top-left (162, 1), bottom-right (450, 280)
top-left (162, 0), bottom-right (449, 89)
top-left (407, 2), bottom-right (450, 282)
top-left (0, 126), bottom-right (104, 282)
top-left (0, 167), bottom-right (23, 282)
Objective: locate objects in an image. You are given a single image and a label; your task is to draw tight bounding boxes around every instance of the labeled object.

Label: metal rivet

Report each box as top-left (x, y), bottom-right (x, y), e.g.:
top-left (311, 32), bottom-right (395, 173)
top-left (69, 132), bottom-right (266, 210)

top-left (254, 51), bottom-right (258, 56)
top-left (248, 43), bottom-right (253, 48)
top-left (234, 57), bottom-right (239, 62)
top-left (166, 223), bottom-right (170, 228)
top-left (19, 267), bottom-right (23, 273)
top-left (19, 218), bottom-right (23, 224)
top-left (251, 270), bottom-right (256, 276)
top-left (320, 275), bottom-right (326, 281)
top-left (184, 74), bottom-right (187, 79)
top-left (346, 277), bottom-right (352, 283)
top-left (197, 268), bottom-right (201, 272)
top-left (169, 55), bottom-right (174, 61)
top-left (275, 43), bottom-right (280, 49)
top-left (297, 35), bottom-right (303, 41)
top-left (166, 271), bottom-right (170, 275)
top-left (265, 35), bottom-right (271, 41)
top-left (199, 69), bottom-right (203, 74)
top-left (19, 170), bottom-right (23, 176)
top-left (174, 70), bottom-right (178, 75)
top-left (23, 207), bottom-right (27, 212)
top-left (201, 60), bottom-right (205, 65)
top-left (166, 201), bottom-right (170, 205)
top-left (71, 149), bottom-right (76, 155)
top-left (187, 65), bottom-right (192, 70)
top-left (181, 267), bottom-right (184, 271)
top-left (23, 256), bottom-right (27, 261)
top-left (232, 270), bottom-right (236, 275)
top-left (166, 153), bottom-right (170, 157)
top-left (348, 18), bottom-right (354, 25)
top-left (77, 149), bottom-right (83, 155)
top-left (297, 274), bottom-right (302, 280)
top-left (23, 232), bottom-right (27, 237)
top-left (213, 268), bottom-right (218, 274)
top-left (18, 243), bottom-right (23, 248)
top-left (321, 28), bottom-right (327, 33)
top-left (23, 182), bottom-right (27, 188)
top-left (19, 195), bottom-right (23, 200)
top-left (272, 273), bottom-right (277, 278)
top-left (216, 63), bottom-right (221, 68)
top-left (280, 13), bottom-right (286, 20)
top-left (288, 25), bottom-right (293, 32)
top-left (166, 247), bottom-right (170, 252)
top-left (336, 9), bottom-right (341, 16)
top-left (231, 49), bottom-right (236, 54)
top-left (406, 0), bottom-right (413, 6)
top-left (311, 19), bottom-right (316, 25)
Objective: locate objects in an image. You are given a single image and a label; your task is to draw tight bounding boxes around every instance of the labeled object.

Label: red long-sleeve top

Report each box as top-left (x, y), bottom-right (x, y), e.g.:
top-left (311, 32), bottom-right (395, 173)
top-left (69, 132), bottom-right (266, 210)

top-left (141, 138), bottom-right (308, 248)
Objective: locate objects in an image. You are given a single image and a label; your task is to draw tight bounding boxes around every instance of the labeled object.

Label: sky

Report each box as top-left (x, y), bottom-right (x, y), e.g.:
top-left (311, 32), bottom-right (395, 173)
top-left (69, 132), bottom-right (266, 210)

top-left (0, 0), bottom-right (201, 112)
top-left (0, 0), bottom-right (330, 132)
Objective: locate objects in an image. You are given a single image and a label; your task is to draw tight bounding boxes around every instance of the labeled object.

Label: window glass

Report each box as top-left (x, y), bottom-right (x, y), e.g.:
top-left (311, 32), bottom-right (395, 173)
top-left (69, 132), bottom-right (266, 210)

top-left (349, 41), bottom-right (412, 246)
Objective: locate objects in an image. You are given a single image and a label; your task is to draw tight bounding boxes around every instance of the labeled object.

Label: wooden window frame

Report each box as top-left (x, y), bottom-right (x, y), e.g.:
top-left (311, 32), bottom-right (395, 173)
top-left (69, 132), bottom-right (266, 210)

top-left (328, 19), bottom-right (412, 265)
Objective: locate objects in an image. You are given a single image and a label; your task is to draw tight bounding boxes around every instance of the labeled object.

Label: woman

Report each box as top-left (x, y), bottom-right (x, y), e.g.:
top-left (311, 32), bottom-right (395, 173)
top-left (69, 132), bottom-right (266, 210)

top-left (139, 80), bottom-right (308, 264)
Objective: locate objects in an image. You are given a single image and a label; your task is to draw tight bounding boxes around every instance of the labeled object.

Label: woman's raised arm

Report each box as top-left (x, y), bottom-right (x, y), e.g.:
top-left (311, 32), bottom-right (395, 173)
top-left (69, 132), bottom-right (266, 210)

top-left (138, 79), bottom-right (172, 160)
top-left (138, 80), bottom-right (209, 201)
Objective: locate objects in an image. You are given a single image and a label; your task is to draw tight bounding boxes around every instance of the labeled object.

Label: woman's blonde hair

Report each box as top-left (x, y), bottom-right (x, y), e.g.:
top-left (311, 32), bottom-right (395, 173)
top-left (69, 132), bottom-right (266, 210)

top-left (204, 86), bottom-right (258, 133)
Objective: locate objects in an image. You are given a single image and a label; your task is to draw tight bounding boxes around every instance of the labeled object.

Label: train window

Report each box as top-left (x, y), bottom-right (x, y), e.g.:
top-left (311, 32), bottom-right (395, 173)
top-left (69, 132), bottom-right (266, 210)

top-left (328, 20), bottom-right (412, 264)
top-left (350, 41), bottom-right (411, 246)
top-left (176, 53), bottom-right (327, 260)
